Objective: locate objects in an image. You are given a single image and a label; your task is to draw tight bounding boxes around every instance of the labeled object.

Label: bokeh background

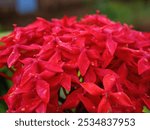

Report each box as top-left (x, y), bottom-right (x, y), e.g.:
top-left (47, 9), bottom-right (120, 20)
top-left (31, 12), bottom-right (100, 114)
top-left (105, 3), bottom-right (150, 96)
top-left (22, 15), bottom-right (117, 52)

top-left (0, 0), bottom-right (150, 112)
top-left (0, 0), bottom-right (150, 32)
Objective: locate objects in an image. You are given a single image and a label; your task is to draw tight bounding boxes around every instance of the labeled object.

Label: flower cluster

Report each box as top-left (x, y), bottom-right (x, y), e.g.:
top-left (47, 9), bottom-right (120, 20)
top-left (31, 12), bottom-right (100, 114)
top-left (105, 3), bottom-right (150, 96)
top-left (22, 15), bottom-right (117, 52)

top-left (0, 13), bottom-right (150, 112)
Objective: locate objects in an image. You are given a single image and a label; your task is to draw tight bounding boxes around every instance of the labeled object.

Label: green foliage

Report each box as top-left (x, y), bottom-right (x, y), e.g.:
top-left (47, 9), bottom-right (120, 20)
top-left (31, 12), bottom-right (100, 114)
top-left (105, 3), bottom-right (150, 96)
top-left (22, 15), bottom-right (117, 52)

top-left (0, 31), bottom-right (10, 38)
top-left (0, 67), bottom-right (13, 90)
top-left (0, 67), bottom-right (12, 113)
top-left (0, 31), bottom-right (11, 45)
top-left (143, 106), bottom-right (150, 113)
top-left (91, 0), bottom-right (150, 29)
top-left (0, 100), bottom-right (8, 113)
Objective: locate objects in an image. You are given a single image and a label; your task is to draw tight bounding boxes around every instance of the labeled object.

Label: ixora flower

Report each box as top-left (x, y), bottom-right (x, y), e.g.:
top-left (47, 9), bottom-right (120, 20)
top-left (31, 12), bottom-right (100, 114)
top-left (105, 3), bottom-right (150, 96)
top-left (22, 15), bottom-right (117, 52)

top-left (0, 12), bottom-right (150, 113)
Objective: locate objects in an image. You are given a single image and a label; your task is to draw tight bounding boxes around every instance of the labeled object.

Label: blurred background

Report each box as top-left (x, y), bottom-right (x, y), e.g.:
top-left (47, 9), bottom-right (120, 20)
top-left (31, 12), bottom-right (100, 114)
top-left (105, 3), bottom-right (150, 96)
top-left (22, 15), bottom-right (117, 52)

top-left (0, 0), bottom-right (150, 32)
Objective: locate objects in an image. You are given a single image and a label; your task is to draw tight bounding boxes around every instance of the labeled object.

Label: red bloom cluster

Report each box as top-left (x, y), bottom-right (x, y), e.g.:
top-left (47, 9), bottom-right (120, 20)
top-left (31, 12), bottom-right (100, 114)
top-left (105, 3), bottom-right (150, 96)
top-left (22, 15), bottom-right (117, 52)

top-left (0, 13), bottom-right (150, 112)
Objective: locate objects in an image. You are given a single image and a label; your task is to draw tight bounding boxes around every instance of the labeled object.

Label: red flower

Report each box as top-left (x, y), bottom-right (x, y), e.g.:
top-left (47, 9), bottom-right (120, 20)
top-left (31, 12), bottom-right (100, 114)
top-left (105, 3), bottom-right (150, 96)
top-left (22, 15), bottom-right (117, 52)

top-left (0, 12), bottom-right (150, 113)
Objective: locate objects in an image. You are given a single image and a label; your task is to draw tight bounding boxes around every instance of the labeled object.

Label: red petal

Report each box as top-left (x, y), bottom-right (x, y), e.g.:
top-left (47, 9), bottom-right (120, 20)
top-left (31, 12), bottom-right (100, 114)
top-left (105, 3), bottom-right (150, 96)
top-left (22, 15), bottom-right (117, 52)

top-left (20, 69), bottom-right (33, 87)
top-left (84, 67), bottom-right (96, 83)
top-left (78, 50), bottom-right (90, 76)
top-left (61, 73), bottom-right (71, 91)
top-left (58, 42), bottom-right (73, 53)
top-left (103, 74), bottom-right (116, 91)
top-left (116, 47), bottom-right (136, 66)
top-left (49, 51), bottom-right (61, 64)
top-left (40, 70), bottom-right (56, 80)
top-left (110, 92), bottom-right (133, 107)
top-left (117, 63), bottom-right (128, 80)
top-left (75, 37), bottom-right (85, 48)
top-left (95, 68), bottom-right (117, 80)
top-left (36, 103), bottom-right (47, 113)
top-left (62, 88), bottom-right (82, 110)
top-left (80, 82), bottom-right (104, 96)
top-left (46, 64), bottom-right (63, 73)
top-left (48, 74), bottom-right (62, 87)
top-left (142, 95), bottom-right (150, 109)
top-left (19, 44), bottom-right (41, 51)
top-left (102, 49), bottom-right (113, 68)
top-left (106, 38), bottom-right (117, 56)
top-left (36, 80), bottom-right (50, 103)
top-left (0, 47), bottom-right (12, 57)
top-left (97, 96), bottom-right (112, 112)
top-left (138, 58), bottom-right (150, 75)
top-left (78, 94), bottom-right (96, 112)
top-left (87, 49), bottom-right (100, 59)
top-left (7, 48), bottom-right (20, 68)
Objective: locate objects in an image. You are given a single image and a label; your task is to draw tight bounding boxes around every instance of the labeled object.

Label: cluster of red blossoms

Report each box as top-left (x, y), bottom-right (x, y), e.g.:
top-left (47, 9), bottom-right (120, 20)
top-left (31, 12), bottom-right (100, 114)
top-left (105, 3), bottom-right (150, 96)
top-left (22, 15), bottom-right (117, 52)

top-left (0, 13), bottom-right (150, 113)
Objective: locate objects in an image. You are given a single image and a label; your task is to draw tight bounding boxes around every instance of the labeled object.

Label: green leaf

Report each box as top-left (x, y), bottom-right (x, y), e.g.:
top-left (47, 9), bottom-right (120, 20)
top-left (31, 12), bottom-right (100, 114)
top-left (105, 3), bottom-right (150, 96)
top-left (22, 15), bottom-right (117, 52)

top-left (71, 108), bottom-right (76, 112)
top-left (142, 106), bottom-right (150, 113)
top-left (0, 31), bottom-right (10, 38)
top-left (79, 77), bottom-right (84, 83)
top-left (0, 67), bottom-right (13, 97)
top-left (59, 87), bottom-right (66, 99)
top-left (0, 31), bottom-right (11, 45)
top-left (77, 70), bottom-right (81, 77)
top-left (0, 100), bottom-right (8, 113)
